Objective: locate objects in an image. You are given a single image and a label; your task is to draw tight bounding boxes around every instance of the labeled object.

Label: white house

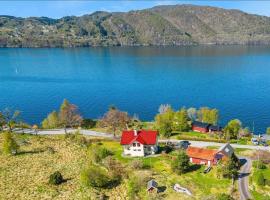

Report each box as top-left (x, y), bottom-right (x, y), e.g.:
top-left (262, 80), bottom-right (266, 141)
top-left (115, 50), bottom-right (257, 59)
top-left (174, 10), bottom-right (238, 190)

top-left (120, 130), bottom-right (158, 157)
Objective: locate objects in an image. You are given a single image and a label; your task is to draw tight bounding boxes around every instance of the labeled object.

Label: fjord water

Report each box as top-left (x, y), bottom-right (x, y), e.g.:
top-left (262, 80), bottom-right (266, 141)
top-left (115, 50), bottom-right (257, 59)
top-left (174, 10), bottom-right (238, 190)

top-left (0, 46), bottom-right (270, 133)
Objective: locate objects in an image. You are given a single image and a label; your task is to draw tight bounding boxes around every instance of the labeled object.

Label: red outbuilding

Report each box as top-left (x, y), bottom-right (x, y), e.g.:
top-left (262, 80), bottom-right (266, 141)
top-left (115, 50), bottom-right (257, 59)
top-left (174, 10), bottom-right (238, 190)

top-left (191, 121), bottom-right (211, 133)
top-left (187, 146), bottom-right (219, 166)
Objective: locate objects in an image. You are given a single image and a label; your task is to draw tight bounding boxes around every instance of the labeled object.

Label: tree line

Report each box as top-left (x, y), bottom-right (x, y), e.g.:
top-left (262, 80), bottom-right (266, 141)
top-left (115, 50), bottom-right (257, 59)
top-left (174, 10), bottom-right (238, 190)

top-left (1, 100), bottom-right (270, 139)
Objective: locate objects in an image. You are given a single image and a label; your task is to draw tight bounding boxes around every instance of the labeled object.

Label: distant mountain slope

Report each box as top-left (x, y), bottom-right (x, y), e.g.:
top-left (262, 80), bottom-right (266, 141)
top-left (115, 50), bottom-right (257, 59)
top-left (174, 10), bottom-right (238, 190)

top-left (1, 4), bottom-right (270, 47)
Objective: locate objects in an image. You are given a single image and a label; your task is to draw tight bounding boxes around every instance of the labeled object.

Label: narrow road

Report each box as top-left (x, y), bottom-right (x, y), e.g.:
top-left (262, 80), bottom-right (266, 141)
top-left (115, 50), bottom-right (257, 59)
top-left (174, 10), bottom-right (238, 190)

top-left (12, 128), bottom-right (270, 151)
top-left (12, 128), bottom-right (114, 138)
top-left (238, 157), bottom-right (252, 200)
top-left (159, 139), bottom-right (270, 151)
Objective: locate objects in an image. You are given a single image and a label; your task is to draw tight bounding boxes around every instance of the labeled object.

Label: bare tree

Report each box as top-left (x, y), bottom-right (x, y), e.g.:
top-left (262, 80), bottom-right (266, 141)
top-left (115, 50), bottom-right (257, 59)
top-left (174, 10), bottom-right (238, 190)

top-left (158, 104), bottom-right (171, 114)
top-left (1, 108), bottom-right (20, 132)
top-left (59, 99), bottom-right (83, 134)
top-left (98, 107), bottom-right (130, 137)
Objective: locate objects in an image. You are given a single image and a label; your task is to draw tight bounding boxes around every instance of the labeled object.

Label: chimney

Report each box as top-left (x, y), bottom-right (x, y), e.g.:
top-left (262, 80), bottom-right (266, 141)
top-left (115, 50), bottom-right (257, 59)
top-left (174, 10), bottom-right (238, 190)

top-left (134, 129), bottom-right (137, 136)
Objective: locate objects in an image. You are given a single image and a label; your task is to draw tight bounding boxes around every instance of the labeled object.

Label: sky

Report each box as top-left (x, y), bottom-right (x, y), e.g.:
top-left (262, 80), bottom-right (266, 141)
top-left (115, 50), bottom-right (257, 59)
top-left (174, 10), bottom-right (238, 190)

top-left (1, 1), bottom-right (270, 19)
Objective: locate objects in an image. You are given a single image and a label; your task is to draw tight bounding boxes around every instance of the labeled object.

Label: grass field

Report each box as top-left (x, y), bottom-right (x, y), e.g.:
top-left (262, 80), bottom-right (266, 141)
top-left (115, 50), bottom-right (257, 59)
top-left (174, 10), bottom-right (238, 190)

top-left (250, 161), bottom-right (270, 200)
top-left (0, 133), bottom-right (235, 200)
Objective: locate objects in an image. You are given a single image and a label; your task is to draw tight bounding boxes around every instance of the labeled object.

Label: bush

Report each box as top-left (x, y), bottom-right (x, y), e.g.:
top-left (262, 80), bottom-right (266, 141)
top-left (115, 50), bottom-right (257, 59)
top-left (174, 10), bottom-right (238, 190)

top-left (49, 171), bottom-right (64, 185)
top-left (257, 173), bottom-right (265, 186)
top-left (102, 156), bottom-right (126, 180)
top-left (127, 174), bottom-right (150, 200)
top-left (81, 119), bottom-right (96, 129)
top-left (253, 161), bottom-right (267, 169)
top-left (47, 147), bottom-right (55, 154)
top-left (171, 150), bottom-right (190, 174)
top-left (81, 166), bottom-right (111, 188)
top-left (217, 193), bottom-right (234, 200)
top-left (264, 179), bottom-right (270, 186)
top-left (2, 132), bottom-right (19, 155)
top-left (89, 145), bottom-right (113, 163)
top-left (130, 159), bottom-right (144, 169)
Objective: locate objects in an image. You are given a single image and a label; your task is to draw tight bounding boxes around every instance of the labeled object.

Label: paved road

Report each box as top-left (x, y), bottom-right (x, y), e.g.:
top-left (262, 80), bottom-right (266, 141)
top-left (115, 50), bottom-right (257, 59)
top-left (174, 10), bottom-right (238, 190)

top-left (13, 128), bottom-right (114, 138)
top-left (12, 128), bottom-right (269, 151)
top-left (159, 139), bottom-right (270, 151)
top-left (238, 157), bottom-right (252, 200)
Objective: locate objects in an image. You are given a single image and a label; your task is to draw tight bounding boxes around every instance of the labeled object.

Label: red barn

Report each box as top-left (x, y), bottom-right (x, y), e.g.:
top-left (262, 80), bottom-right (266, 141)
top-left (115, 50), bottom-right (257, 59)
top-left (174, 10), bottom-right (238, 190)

top-left (192, 121), bottom-right (211, 133)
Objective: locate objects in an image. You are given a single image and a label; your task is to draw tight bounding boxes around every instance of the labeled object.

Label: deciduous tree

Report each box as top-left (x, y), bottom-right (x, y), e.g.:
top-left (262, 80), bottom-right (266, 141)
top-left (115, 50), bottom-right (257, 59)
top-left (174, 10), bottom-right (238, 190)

top-left (173, 108), bottom-right (190, 132)
top-left (187, 107), bottom-right (197, 121)
top-left (155, 106), bottom-right (174, 137)
top-left (98, 107), bottom-right (130, 137)
top-left (59, 99), bottom-right (83, 133)
top-left (197, 107), bottom-right (219, 125)
top-left (266, 127), bottom-right (270, 135)
top-left (42, 111), bottom-right (60, 129)
top-left (1, 108), bottom-right (21, 132)
top-left (224, 119), bottom-right (242, 140)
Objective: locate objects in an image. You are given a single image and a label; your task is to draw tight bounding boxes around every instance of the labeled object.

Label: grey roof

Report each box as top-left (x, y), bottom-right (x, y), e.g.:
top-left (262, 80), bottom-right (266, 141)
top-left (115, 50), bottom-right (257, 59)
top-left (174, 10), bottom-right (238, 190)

top-left (147, 179), bottom-right (158, 190)
top-left (209, 125), bottom-right (222, 131)
top-left (218, 143), bottom-right (234, 157)
top-left (192, 121), bottom-right (210, 128)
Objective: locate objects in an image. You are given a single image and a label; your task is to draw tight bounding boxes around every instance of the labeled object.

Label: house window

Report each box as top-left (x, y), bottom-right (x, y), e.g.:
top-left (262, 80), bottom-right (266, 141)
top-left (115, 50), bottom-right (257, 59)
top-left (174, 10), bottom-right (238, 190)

top-left (137, 143), bottom-right (140, 147)
top-left (148, 147), bottom-right (151, 151)
top-left (133, 143), bottom-right (136, 147)
top-left (138, 149), bottom-right (141, 151)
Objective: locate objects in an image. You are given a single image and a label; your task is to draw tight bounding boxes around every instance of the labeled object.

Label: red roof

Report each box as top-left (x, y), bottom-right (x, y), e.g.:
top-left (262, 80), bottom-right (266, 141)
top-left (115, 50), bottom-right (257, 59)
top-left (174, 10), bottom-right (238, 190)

top-left (120, 130), bottom-right (158, 145)
top-left (187, 146), bottom-right (218, 161)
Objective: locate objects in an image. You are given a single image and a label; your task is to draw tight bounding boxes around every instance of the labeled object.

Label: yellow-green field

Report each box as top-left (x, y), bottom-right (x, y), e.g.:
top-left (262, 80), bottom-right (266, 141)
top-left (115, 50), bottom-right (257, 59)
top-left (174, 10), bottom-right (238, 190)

top-left (0, 134), bottom-right (235, 200)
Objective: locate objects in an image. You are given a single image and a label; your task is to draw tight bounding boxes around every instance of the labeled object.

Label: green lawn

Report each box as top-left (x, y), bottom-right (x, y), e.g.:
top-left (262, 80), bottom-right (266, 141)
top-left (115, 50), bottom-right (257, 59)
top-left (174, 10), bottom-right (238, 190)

top-left (250, 161), bottom-right (270, 199)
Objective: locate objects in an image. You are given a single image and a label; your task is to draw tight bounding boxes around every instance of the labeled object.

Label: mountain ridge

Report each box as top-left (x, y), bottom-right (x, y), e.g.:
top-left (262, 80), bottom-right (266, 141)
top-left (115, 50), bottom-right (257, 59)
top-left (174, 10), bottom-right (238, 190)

top-left (1, 4), bottom-right (270, 47)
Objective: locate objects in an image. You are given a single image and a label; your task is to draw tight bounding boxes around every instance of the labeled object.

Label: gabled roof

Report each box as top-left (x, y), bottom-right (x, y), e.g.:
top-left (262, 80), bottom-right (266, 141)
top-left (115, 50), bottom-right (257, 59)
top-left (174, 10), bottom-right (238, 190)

top-left (147, 179), bottom-right (158, 190)
top-left (192, 121), bottom-right (210, 128)
top-left (120, 130), bottom-right (157, 145)
top-left (209, 125), bottom-right (222, 131)
top-left (187, 146), bottom-right (218, 160)
top-left (218, 143), bottom-right (234, 157)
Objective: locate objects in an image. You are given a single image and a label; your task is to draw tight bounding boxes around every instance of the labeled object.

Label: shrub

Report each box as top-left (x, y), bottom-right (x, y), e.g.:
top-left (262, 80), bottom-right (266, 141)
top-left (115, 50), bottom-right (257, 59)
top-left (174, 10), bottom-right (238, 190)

top-left (161, 145), bottom-right (173, 154)
top-left (171, 150), bottom-right (190, 174)
top-left (257, 173), bottom-right (265, 186)
top-left (2, 132), bottom-right (19, 155)
top-left (102, 156), bottom-right (126, 180)
top-left (217, 193), bottom-right (234, 200)
top-left (130, 159), bottom-right (144, 169)
top-left (253, 161), bottom-right (267, 169)
top-left (264, 179), bottom-right (270, 186)
top-left (127, 174), bottom-right (149, 200)
top-left (81, 166), bottom-right (111, 188)
top-left (49, 171), bottom-right (64, 185)
top-left (89, 145), bottom-right (113, 163)
top-left (81, 119), bottom-right (96, 129)
top-left (47, 147), bottom-right (55, 154)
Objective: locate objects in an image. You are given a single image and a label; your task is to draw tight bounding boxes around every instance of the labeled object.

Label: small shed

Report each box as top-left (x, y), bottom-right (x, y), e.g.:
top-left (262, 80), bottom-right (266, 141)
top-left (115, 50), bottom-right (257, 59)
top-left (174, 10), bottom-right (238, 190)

top-left (147, 179), bottom-right (158, 192)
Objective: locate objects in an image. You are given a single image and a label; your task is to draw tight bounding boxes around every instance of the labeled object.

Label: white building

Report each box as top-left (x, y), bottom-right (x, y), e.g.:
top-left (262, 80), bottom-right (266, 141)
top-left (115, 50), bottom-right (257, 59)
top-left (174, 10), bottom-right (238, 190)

top-left (120, 130), bottom-right (158, 157)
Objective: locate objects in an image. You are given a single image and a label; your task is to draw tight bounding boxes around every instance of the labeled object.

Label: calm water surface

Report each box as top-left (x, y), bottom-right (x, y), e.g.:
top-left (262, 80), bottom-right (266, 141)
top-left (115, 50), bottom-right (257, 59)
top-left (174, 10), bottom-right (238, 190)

top-left (0, 46), bottom-right (270, 133)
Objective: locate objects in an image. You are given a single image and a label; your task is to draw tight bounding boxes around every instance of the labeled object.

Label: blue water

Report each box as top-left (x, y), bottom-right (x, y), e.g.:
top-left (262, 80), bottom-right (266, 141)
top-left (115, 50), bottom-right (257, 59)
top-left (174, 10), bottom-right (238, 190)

top-left (0, 46), bottom-right (270, 133)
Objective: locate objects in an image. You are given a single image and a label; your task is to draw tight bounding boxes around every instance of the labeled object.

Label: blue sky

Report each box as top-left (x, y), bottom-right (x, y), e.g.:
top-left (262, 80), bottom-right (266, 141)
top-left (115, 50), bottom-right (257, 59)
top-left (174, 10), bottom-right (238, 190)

top-left (1, 1), bottom-right (270, 18)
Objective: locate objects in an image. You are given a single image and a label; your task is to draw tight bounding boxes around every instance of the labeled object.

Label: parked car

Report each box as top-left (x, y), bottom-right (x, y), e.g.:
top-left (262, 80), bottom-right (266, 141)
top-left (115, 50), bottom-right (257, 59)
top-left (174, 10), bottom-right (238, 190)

top-left (176, 141), bottom-right (191, 150)
top-left (251, 138), bottom-right (259, 145)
